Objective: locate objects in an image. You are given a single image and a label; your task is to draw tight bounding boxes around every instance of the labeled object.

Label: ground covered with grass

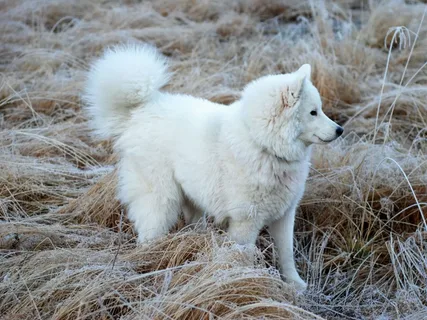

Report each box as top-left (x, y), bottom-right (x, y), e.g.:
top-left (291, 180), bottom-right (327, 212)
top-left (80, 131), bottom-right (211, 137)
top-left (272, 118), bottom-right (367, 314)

top-left (1, 0), bottom-right (427, 319)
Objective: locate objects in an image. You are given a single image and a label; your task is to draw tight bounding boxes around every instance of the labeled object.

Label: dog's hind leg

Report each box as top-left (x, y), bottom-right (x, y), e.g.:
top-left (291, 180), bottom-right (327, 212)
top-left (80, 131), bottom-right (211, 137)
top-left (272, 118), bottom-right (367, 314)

top-left (129, 191), bottom-right (182, 242)
top-left (118, 158), bottom-right (183, 243)
top-left (268, 205), bottom-right (307, 291)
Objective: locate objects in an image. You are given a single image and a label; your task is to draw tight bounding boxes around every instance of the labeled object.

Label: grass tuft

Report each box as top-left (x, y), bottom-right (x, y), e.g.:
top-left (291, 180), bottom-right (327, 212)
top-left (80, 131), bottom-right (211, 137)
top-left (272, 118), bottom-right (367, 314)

top-left (1, 0), bottom-right (427, 318)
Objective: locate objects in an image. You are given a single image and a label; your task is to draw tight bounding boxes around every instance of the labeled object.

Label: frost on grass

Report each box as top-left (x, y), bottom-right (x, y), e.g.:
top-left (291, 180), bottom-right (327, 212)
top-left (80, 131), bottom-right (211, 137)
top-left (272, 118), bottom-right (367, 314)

top-left (1, 0), bottom-right (427, 319)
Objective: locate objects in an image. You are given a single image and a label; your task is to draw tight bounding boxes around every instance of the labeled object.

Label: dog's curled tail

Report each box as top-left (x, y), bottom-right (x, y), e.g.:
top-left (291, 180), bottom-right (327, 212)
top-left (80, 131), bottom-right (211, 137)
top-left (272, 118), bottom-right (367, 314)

top-left (84, 44), bottom-right (170, 139)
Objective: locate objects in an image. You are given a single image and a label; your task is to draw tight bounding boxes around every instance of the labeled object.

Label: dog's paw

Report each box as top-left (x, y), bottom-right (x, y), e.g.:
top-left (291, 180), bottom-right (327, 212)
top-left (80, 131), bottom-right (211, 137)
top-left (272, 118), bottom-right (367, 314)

top-left (287, 276), bottom-right (307, 292)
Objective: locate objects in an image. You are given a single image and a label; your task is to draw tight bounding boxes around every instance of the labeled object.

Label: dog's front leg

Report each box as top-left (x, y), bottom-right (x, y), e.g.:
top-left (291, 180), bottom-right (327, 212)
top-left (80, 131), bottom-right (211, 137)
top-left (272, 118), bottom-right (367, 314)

top-left (268, 206), bottom-right (307, 291)
top-left (227, 219), bottom-right (260, 245)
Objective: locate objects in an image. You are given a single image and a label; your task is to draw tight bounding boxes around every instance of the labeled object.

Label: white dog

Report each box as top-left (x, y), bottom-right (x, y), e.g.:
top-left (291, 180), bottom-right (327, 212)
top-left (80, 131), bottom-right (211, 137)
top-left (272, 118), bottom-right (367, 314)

top-left (84, 44), bottom-right (343, 290)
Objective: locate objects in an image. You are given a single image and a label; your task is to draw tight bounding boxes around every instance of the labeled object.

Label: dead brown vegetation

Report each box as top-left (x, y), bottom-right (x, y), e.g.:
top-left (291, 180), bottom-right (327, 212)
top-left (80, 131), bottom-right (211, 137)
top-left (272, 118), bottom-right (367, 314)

top-left (1, 0), bottom-right (427, 319)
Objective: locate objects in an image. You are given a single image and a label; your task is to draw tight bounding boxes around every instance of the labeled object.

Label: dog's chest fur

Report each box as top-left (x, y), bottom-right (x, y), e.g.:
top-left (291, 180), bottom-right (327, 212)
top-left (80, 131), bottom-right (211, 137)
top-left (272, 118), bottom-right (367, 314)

top-left (215, 154), bottom-right (310, 224)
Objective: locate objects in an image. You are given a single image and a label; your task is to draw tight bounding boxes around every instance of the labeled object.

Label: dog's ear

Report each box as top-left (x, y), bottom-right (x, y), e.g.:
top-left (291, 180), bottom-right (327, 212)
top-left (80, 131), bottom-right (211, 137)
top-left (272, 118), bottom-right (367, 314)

top-left (280, 65), bottom-right (310, 110)
top-left (297, 64), bottom-right (311, 80)
top-left (293, 64), bottom-right (311, 97)
top-left (292, 64), bottom-right (310, 98)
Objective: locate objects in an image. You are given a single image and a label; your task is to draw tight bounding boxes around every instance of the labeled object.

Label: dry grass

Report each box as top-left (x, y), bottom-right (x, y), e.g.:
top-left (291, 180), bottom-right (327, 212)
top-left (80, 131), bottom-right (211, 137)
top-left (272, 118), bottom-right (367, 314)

top-left (1, 0), bottom-right (427, 319)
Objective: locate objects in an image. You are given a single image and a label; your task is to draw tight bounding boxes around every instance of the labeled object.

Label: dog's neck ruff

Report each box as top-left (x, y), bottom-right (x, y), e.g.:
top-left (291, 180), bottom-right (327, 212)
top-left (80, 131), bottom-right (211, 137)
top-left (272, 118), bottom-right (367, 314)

top-left (274, 154), bottom-right (299, 163)
top-left (265, 140), bottom-right (311, 164)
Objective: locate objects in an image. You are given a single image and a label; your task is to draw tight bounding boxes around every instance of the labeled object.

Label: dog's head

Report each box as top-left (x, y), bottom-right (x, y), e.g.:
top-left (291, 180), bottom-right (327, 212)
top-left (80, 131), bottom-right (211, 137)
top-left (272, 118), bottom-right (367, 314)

top-left (241, 64), bottom-right (343, 159)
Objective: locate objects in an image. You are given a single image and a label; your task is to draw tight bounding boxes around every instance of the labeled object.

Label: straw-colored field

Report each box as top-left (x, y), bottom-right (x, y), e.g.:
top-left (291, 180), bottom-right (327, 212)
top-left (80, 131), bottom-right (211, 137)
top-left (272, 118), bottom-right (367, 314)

top-left (1, 0), bottom-right (427, 319)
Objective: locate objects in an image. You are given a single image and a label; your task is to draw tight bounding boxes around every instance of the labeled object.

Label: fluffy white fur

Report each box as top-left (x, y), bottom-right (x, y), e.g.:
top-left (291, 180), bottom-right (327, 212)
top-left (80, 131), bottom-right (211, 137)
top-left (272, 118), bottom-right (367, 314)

top-left (85, 44), bottom-right (343, 291)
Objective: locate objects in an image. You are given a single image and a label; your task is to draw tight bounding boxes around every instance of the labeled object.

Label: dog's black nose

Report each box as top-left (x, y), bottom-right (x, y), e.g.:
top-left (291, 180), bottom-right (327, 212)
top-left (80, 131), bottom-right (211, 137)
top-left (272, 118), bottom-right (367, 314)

top-left (336, 126), bottom-right (344, 137)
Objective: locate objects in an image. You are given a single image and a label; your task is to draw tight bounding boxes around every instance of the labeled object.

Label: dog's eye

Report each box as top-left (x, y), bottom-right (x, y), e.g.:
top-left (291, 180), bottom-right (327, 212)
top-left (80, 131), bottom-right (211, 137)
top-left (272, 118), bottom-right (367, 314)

top-left (310, 110), bottom-right (317, 116)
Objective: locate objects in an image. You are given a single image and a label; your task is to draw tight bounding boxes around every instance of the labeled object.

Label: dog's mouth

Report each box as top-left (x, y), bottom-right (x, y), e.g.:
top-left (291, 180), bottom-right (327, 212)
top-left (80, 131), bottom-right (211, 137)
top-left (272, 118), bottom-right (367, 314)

top-left (315, 135), bottom-right (335, 143)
